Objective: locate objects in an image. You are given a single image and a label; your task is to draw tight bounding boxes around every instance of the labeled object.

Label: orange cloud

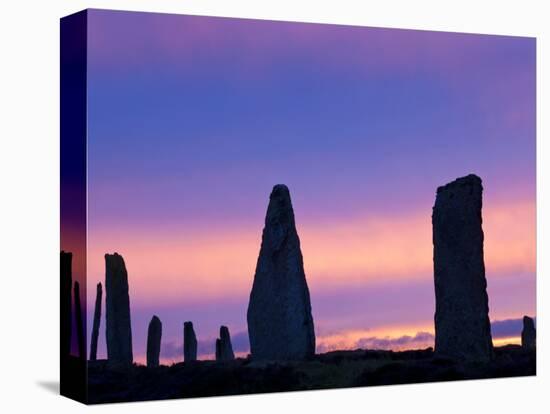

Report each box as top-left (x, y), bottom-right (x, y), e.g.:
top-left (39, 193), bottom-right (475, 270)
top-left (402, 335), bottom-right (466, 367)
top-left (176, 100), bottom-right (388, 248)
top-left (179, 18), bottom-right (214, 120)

top-left (87, 198), bottom-right (535, 304)
top-left (484, 199), bottom-right (536, 275)
top-left (302, 198), bottom-right (535, 286)
top-left (492, 336), bottom-right (521, 347)
top-left (315, 321), bottom-right (522, 353)
top-left (316, 323), bottom-right (434, 353)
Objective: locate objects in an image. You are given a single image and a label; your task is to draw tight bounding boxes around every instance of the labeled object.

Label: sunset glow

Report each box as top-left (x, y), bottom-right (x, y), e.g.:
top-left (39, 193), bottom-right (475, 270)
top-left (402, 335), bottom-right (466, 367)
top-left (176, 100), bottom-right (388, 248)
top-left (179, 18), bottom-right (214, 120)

top-left (78, 10), bottom-right (535, 362)
top-left (86, 198), bottom-right (535, 303)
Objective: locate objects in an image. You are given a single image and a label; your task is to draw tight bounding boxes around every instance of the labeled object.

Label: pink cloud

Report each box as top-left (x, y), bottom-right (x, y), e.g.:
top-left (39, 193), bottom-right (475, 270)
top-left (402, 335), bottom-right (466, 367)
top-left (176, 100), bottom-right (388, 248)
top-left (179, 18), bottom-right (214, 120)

top-left (85, 196), bottom-right (535, 307)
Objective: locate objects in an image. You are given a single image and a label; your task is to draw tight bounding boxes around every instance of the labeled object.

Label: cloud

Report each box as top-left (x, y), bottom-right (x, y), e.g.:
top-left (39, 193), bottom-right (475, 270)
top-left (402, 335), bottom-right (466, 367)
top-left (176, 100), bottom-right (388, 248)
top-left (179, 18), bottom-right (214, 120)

top-left (160, 330), bottom-right (250, 359)
top-left (491, 317), bottom-right (536, 339)
top-left (161, 340), bottom-right (182, 359)
top-left (315, 317), bottom-right (535, 353)
top-left (153, 316), bottom-right (534, 362)
top-left (354, 331), bottom-right (434, 352)
top-left (314, 327), bottom-right (435, 354)
top-left (228, 330), bottom-right (250, 353)
top-left (87, 198), bottom-right (535, 307)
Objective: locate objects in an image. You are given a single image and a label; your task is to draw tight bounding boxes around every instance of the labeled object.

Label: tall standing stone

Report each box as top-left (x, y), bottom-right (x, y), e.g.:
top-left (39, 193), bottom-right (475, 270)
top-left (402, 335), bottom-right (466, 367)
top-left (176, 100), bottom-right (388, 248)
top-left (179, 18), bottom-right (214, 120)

top-left (432, 174), bottom-right (493, 361)
top-left (184, 321), bottom-right (198, 362)
top-left (73, 281), bottom-right (86, 360)
top-left (60, 251), bottom-right (72, 359)
top-left (147, 315), bottom-right (162, 368)
top-left (215, 326), bottom-right (235, 361)
top-left (105, 253), bottom-right (133, 365)
top-left (89, 282), bottom-right (102, 361)
top-left (247, 184), bottom-right (315, 361)
top-left (521, 315), bottom-right (536, 350)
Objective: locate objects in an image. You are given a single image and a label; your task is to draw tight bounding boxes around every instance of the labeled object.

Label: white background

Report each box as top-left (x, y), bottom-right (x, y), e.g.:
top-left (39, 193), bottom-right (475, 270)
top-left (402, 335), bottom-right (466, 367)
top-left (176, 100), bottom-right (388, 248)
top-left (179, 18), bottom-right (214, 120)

top-left (0, 0), bottom-right (547, 412)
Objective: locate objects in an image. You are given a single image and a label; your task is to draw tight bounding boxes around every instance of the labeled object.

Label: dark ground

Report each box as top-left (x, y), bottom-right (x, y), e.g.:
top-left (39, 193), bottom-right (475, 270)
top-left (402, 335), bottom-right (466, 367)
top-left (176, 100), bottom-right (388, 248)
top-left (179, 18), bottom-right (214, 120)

top-left (86, 345), bottom-right (535, 404)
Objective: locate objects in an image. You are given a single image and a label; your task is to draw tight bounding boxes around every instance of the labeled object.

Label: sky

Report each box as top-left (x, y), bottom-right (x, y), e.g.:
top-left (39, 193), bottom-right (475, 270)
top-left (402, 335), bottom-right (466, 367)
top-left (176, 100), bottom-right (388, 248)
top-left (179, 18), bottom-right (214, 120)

top-left (82, 9), bottom-right (535, 363)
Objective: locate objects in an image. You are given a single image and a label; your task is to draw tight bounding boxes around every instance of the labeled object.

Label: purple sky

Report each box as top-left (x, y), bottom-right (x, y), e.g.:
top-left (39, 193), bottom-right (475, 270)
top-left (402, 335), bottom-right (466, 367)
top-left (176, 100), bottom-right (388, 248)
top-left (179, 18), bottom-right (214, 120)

top-left (82, 9), bottom-right (536, 362)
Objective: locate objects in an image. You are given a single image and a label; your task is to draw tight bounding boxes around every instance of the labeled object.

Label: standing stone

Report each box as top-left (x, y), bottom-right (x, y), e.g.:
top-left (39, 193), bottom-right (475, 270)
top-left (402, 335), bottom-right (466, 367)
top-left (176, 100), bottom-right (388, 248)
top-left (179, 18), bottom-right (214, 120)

top-left (521, 316), bottom-right (536, 350)
top-left (73, 281), bottom-right (86, 360)
top-left (247, 184), bottom-right (315, 361)
top-left (105, 253), bottom-right (133, 365)
top-left (147, 315), bottom-right (162, 368)
top-left (89, 282), bottom-right (102, 361)
top-left (433, 174), bottom-right (493, 361)
top-left (215, 326), bottom-right (235, 361)
top-left (184, 321), bottom-right (198, 362)
top-left (60, 251), bottom-right (72, 359)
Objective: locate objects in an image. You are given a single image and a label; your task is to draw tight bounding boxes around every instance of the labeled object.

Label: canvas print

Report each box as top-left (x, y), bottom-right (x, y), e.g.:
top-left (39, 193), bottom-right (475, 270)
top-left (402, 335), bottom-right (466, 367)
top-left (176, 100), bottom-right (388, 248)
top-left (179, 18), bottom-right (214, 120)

top-left (60, 9), bottom-right (536, 404)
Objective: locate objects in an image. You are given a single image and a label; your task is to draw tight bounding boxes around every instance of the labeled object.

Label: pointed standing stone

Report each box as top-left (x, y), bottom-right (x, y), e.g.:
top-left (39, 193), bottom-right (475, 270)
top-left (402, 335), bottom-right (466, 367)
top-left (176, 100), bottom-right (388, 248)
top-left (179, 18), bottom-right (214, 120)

top-left (60, 251), bottom-right (72, 359)
top-left (432, 175), bottom-right (493, 361)
top-left (521, 316), bottom-right (536, 350)
top-left (105, 253), bottom-right (133, 365)
top-left (184, 321), bottom-right (198, 362)
top-left (73, 281), bottom-right (86, 360)
top-left (89, 282), bottom-right (102, 361)
top-left (147, 315), bottom-right (162, 368)
top-left (247, 184), bottom-right (315, 361)
top-left (215, 326), bottom-right (235, 361)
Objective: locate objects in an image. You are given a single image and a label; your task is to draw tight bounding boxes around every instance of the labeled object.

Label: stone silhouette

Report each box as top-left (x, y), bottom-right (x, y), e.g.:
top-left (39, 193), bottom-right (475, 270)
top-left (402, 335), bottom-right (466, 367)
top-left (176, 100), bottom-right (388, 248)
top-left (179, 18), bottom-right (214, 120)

top-left (60, 251), bottom-right (72, 359)
top-left (105, 253), bottom-right (133, 365)
top-left (89, 282), bottom-right (102, 361)
top-left (184, 321), bottom-right (198, 362)
top-left (73, 281), bottom-right (86, 360)
top-left (147, 315), bottom-right (162, 368)
top-left (521, 316), bottom-right (536, 350)
top-left (215, 326), bottom-right (235, 361)
top-left (247, 184), bottom-right (315, 361)
top-left (432, 174), bottom-right (493, 361)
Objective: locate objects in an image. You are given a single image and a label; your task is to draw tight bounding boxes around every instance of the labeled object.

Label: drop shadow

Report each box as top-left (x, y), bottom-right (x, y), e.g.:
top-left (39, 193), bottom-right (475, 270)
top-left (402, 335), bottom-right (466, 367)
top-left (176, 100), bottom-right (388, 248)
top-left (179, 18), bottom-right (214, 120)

top-left (36, 380), bottom-right (59, 394)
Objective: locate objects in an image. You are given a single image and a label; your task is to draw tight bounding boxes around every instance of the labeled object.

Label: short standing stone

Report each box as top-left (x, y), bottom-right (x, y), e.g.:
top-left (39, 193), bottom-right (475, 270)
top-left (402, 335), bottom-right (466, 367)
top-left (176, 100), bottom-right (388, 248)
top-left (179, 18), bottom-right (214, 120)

top-left (105, 253), bottom-right (133, 365)
top-left (215, 326), bottom-right (235, 361)
top-left (147, 315), bottom-right (162, 368)
top-left (184, 321), bottom-right (198, 362)
top-left (432, 175), bottom-right (493, 361)
top-left (247, 184), bottom-right (316, 360)
top-left (89, 282), bottom-right (102, 361)
top-left (521, 316), bottom-right (536, 350)
top-left (60, 251), bottom-right (72, 359)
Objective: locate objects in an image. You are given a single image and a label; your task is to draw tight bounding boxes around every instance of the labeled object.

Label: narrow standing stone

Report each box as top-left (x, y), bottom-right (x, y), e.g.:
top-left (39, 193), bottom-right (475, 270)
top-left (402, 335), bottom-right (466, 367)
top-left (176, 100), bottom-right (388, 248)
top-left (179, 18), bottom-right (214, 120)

top-left (60, 251), bottom-right (72, 359)
top-left (247, 184), bottom-right (315, 361)
top-left (521, 315), bottom-right (536, 350)
top-left (73, 281), bottom-right (86, 360)
top-left (147, 315), bottom-right (162, 368)
top-left (184, 321), bottom-right (198, 362)
top-left (105, 253), bottom-right (133, 365)
top-left (89, 282), bottom-right (102, 361)
top-left (215, 326), bottom-right (235, 361)
top-left (432, 174), bottom-right (493, 361)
